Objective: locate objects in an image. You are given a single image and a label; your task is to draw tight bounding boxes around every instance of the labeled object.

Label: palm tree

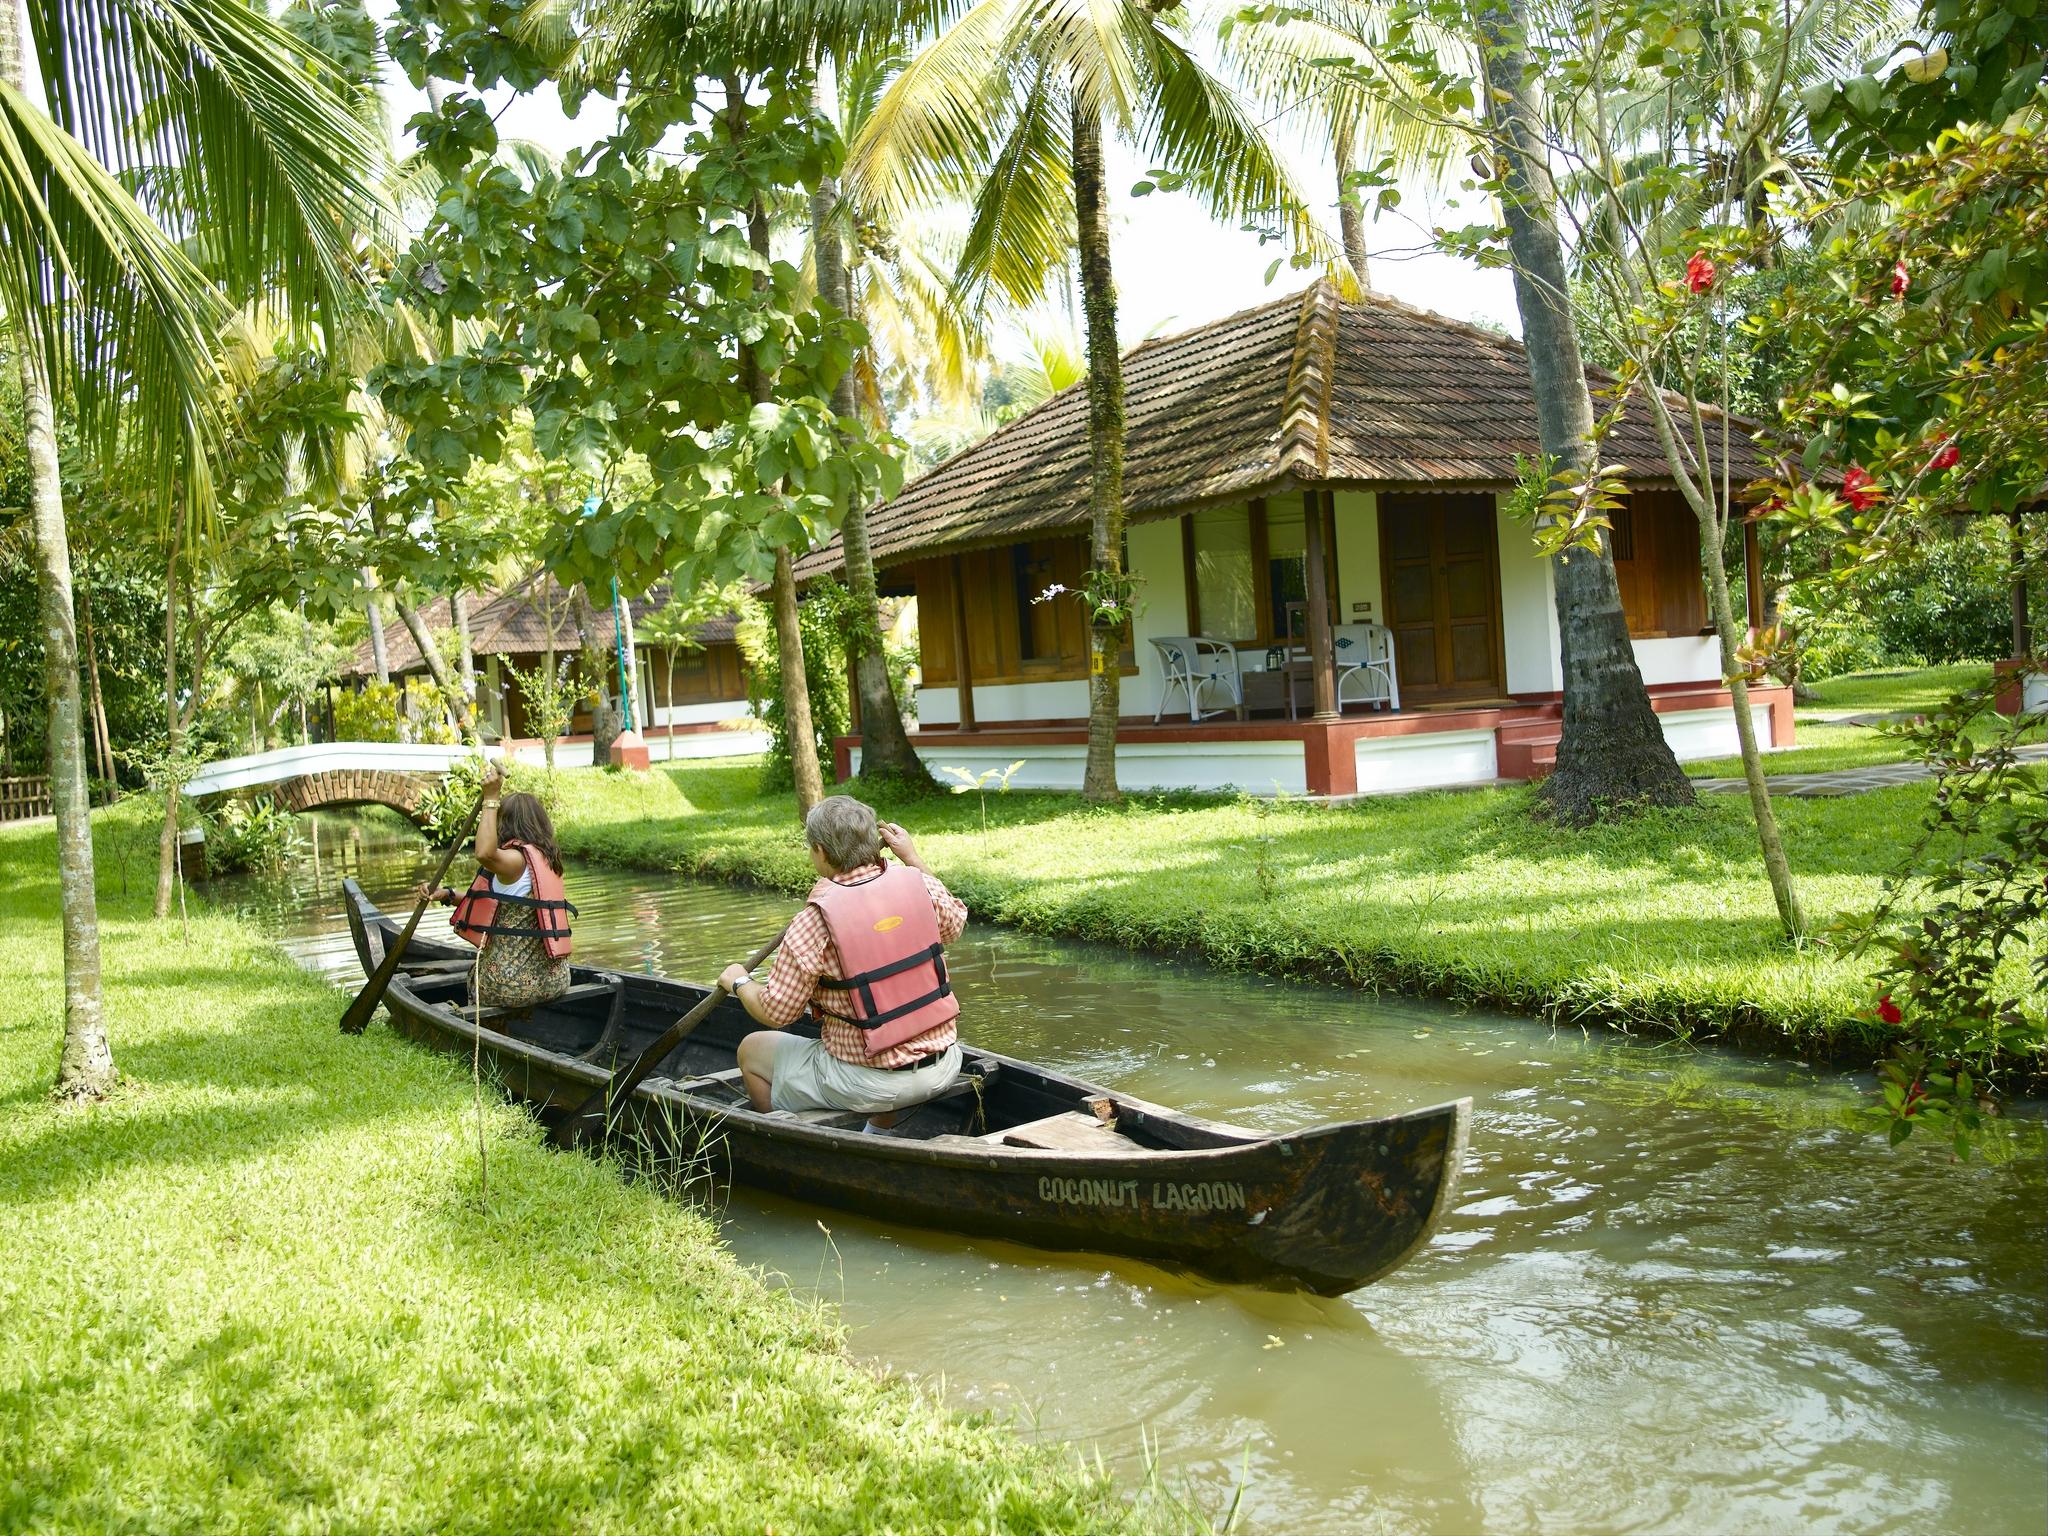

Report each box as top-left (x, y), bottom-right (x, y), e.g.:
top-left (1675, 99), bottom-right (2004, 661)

top-left (1467, 0), bottom-right (1695, 823)
top-left (1218, 0), bottom-right (1465, 288)
top-left (851, 0), bottom-right (1329, 801)
top-left (0, 0), bottom-right (382, 1097)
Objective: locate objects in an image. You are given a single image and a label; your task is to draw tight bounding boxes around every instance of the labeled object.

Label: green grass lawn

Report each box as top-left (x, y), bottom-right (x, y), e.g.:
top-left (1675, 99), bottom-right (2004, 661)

top-left (0, 808), bottom-right (1173, 1535)
top-left (1803, 664), bottom-right (2010, 715)
top-left (1684, 664), bottom-right (2043, 778)
top-left (546, 758), bottom-right (2045, 1065)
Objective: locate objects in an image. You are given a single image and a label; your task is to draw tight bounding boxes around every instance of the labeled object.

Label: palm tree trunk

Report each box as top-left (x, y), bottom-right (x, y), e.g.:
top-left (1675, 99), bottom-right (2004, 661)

top-left (16, 345), bottom-right (114, 1097)
top-left (77, 566), bottom-right (115, 794)
top-left (394, 596), bottom-right (477, 742)
top-left (812, 72), bottom-right (931, 789)
top-left (1471, 0), bottom-right (1692, 823)
top-left (1072, 98), bottom-right (1125, 805)
top-left (155, 535), bottom-right (182, 920)
top-left (1334, 124), bottom-right (1371, 289)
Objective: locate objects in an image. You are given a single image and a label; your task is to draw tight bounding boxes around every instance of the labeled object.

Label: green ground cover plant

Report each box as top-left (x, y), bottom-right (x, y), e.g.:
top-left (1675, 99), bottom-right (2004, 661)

top-left (546, 759), bottom-right (2048, 1065)
top-left (0, 807), bottom-right (1175, 1535)
top-left (1683, 666), bottom-right (2043, 779)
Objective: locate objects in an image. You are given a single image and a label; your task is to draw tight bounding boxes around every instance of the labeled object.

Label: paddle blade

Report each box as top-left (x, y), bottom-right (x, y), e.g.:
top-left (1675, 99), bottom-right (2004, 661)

top-left (340, 944), bottom-right (404, 1034)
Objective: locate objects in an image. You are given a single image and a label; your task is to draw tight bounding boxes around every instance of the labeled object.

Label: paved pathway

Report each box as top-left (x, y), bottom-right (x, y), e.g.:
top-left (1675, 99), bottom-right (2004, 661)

top-left (1695, 742), bottom-right (2048, 798)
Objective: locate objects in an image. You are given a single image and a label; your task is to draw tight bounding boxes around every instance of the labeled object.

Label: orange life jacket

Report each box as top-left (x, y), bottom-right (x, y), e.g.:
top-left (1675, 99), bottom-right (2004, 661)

top-left (450, 839), bottom-right (575, 959)
top-left (806, 864), bottom-right (959, 1053)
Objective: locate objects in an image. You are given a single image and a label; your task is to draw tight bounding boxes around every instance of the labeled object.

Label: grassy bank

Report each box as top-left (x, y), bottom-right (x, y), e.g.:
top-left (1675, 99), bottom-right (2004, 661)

top-left (548, 757), bottom-right (2045, 1064)
top-left (1685, 664), bottom-right (2043, 778)
top-left (0, 809), bottom-right (1171, 1534)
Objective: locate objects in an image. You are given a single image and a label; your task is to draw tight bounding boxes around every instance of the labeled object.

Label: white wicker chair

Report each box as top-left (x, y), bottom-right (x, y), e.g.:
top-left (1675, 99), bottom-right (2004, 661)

top-left (1150, 636), bottom-right (1243, 723)
top-left (1332, 623), bottom-right (1399, 712)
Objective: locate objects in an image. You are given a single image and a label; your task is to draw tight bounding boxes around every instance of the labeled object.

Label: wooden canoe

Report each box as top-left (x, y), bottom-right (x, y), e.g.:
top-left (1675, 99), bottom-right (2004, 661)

top-left (342, 879), bottom-right (1469, 1294)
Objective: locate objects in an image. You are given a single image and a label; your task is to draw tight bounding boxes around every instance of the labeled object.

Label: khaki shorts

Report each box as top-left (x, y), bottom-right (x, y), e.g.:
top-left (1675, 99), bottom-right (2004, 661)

top-left (767, 1037), bottom-right (963, 1116)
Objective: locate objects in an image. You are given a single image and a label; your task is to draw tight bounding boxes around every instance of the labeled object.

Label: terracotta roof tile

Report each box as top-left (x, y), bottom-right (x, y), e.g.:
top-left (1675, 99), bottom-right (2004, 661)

top-left (342, 581), bottom-right (738, 679)
top-left (799, 278), bottom-right (1779, 577)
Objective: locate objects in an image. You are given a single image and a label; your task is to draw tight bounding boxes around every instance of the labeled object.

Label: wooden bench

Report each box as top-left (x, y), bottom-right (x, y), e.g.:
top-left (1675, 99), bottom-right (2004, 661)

top-left (983, 1109), bottom-right (1142, 1153)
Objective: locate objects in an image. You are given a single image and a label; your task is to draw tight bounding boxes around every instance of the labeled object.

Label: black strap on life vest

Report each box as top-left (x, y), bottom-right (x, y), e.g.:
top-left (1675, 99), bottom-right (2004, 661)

top-left (451, 886), bottom-right (578, 940)
top-left (812, 944), bottom-right (952, 1031)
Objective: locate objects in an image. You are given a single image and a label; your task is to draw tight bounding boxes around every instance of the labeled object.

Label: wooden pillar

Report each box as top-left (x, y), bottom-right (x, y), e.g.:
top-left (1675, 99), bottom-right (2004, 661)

top-left (949, 554), bottom-right (977, 732)
top-left (1743, 516), bottom-right (1765, 637)
top-left (2012, 508), bottom-right (2034, 657)
top-left (1304, 490), bottom-right (1338, 720)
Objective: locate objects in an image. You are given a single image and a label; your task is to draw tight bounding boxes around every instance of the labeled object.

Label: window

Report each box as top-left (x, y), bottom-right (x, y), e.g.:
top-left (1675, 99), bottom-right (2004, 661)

top-left (1010, 544), bottom-right (1062, 662)
top-left (1265, 501), bottom-right (1309, 639)
top-left (1609, 494), bottom-right (1706, 637)
top-left (1191, 506), bottom-right (1257, 640)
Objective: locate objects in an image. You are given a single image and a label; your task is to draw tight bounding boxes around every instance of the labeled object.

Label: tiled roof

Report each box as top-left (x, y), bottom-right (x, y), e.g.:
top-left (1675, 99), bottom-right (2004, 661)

top-left (799, 277), bottom-right (1779, 576)
top-left (342, 580), bottom-right (739, 679)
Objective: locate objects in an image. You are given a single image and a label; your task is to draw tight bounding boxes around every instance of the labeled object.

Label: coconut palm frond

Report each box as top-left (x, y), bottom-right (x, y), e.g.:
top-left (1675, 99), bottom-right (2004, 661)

top-left (1135, 16), bottom-right (1332, 260)
top-left (0, 79), bottom-right (225, 520)
top-left (1215, 1), bottom-right (1465, 183)
top-left (956, 69), bottom-right (1075, 309)
top-left (846, 0), bottom-right (1023, 215)
top-left (28, 0), bottom-right (390, 334)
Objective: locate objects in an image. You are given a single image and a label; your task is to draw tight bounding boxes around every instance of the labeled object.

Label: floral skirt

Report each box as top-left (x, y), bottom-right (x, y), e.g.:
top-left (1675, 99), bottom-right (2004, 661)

top-left (472, 904), bottom-right (571, 1010)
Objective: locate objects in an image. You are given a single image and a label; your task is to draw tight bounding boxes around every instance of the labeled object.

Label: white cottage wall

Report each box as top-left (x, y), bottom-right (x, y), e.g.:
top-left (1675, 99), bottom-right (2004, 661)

top-left (1332, 490), bottom-right (1381, 625)
top-left (1495, 497), bottom-right (1564, 696)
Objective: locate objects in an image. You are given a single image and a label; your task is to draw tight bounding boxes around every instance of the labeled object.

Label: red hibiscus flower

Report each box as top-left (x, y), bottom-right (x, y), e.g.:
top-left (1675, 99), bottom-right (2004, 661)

top-left (1685, 252), bottom-right (1717, 294)
top-left (1926, 438), bottom-right (1960, 472)
top-left (1876, 994), bottom-right (1903, 1025)
top-left (1891, 258), bottom-right (1910, 298)
top-left (1841, 466), bottom-right (1882, 512)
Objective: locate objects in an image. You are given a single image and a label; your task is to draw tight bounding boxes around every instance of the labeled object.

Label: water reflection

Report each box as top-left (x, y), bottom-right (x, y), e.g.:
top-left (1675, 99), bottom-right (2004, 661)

top-left (223, 812), bottom-right (2048, 1535)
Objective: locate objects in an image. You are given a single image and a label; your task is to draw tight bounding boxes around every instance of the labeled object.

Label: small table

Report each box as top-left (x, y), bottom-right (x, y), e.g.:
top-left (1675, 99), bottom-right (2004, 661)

top-left (1237, 655), bottom-right (1314, 720)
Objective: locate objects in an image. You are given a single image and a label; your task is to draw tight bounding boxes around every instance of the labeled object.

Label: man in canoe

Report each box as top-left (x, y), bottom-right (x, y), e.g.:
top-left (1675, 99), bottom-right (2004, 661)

top-left (719, 795), bottom-right (964, 1134)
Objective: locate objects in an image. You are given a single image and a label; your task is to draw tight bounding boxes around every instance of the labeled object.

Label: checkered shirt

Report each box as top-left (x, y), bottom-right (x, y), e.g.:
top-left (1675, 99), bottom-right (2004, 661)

top-left (754, 863), bottom-right (967, 1067)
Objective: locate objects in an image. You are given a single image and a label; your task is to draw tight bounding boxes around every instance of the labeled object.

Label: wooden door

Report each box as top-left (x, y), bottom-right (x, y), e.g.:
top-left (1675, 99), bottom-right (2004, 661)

top-left (1379, 494), bottom-right (1505, 704)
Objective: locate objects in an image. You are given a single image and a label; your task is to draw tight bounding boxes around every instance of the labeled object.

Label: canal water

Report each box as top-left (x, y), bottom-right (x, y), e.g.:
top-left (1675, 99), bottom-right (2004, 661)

top-left (225, 812), bottom-right (2048, 1535)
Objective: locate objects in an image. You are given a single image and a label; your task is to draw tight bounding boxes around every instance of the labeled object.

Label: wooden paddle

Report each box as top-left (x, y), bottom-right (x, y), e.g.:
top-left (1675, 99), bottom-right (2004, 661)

top-left (551, 923), bottom-right (789, 1147)
top-left (339, 795), bottom-right (485, 1035)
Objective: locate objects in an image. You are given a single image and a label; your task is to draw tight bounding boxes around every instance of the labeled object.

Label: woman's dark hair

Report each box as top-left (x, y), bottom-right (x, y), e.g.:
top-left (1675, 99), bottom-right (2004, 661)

top-left (497, 791), bottom-right (564, 875)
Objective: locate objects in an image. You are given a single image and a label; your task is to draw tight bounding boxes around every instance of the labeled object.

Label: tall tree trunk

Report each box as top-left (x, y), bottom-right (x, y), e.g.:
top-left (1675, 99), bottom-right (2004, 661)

top-left (812, 67), bottom-right (930, 789)
top-left (155, 535), bottom-right (183, 920)
top-left (362, 568), bottom-right (391, 685)
top-left (394, 596), bottom-right (478, 742)
top-left (1471, 0), bottom-right (1692, 823)
top-left (77, 565), bottom-right (115, 794)
top-left (13, 333), bottom-right (114, 1096)
top-left (1701, 503), bottom-right (1805, 936)
top-left (1072, 99), bottom-right (1126, 804)
top-left (729, 72), bottom-right (825, 812)
top-left (453, 589), bottom-right (478, 717)
top-left (1334, 124), bottom-right (1371, 290)
top-left (773, 548), bottom-right (824, 812)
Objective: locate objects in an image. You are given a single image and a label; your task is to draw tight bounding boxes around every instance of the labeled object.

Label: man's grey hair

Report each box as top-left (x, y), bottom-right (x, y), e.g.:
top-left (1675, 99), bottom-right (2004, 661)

top-left (805, 795), bottom-right (881, 872)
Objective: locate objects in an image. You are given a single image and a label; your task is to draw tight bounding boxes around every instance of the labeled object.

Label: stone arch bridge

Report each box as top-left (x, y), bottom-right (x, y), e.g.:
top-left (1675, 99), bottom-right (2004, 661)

top-left (186, 743), bottom-right (494, 826)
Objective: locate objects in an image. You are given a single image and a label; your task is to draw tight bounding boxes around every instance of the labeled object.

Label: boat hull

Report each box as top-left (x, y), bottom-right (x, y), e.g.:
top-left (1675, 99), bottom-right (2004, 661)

top-left (342, 880), bottom-right (1467, 1293)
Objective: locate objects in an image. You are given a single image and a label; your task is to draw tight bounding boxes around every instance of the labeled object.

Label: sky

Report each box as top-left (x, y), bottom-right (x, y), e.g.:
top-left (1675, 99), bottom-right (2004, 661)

top-left (375, 53), bottom-right (1525, 359)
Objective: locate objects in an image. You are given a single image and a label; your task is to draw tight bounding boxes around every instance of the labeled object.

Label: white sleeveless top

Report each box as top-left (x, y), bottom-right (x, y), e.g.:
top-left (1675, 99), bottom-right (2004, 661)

top-left (489, 852), bottom-right (532, 899)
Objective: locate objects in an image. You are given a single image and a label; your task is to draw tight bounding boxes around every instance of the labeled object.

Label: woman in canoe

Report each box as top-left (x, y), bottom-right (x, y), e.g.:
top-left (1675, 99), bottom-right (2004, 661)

top-left (415, 764), bottom-right (574, 1008)
top-left (719, 795), bottom-right (965, 1134)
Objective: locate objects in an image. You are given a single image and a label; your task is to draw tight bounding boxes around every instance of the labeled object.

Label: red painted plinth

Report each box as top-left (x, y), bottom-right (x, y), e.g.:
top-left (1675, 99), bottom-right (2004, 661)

top-left (1992, 658), bottom-right (2030, 717)
top-left (608, 729), bottom-right (651, 771)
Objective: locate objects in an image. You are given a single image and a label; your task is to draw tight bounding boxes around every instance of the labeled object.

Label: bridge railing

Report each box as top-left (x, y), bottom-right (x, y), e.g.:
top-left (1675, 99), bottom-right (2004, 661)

top-left (0, 776), bottom-right (53, 822)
